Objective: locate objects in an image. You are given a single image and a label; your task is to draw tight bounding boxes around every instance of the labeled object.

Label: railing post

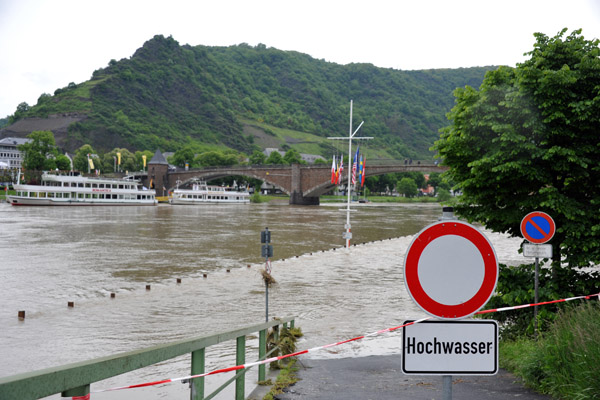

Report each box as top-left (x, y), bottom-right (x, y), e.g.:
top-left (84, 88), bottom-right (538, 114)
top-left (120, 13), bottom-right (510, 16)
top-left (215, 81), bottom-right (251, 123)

top-left (258, 329), bottom-right (266, 382)
top-left (61, 384), bottom-right (89, 399)
top-left (190, 348), bottom-right (205, 400)
top-left (235, 335), bottom-right (245, 400)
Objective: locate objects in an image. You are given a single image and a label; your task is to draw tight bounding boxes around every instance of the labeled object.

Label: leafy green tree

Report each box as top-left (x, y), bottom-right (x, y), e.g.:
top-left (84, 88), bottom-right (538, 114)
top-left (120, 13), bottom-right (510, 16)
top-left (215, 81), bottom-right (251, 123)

top-left (102, 148), bottom-right (136, 172)
top-left (170, 146), bottom-right (196, 168)
top-left (265, 150), bottom-right (284, 165)
top-left (73, 144), bottom-right (99, 172)
top-left (249, 150), bottom-right (266, 165)
top-left (397, 177), bottom-right (418, 197)
top-left (434, 28), bottom-right (600, 269)
top-left (196, 151), bottom-right (238, 167)
top-left (8, 102), bottom-right (30, 124)
top-left (135, 150), bottom-right (154, 171)
top-left (18, 130), bottom-right (58, 170)
top-left (283, 149), bottom-right (305, 165)
top-left (55, 154), bottom-right (72, 170)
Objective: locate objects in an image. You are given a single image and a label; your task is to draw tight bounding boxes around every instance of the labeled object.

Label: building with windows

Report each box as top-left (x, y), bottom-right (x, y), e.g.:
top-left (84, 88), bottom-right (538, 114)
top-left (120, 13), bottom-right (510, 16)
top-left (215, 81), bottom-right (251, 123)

top-left (0, 137), bottom-right (30, 169)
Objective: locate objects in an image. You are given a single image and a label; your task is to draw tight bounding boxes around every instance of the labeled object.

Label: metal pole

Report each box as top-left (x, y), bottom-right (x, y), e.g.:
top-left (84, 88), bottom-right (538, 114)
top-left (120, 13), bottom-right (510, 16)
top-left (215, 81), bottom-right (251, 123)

top-left (534, 256), bottom-right (539, 339)
top-left (345, 100), bottom-right (353, 249)
top-left (442, 375), bottom-right (452, 400)
top-left (327, 100), bottom-right (370, 249)
top-left (265, 278), bottom-right (269, 323)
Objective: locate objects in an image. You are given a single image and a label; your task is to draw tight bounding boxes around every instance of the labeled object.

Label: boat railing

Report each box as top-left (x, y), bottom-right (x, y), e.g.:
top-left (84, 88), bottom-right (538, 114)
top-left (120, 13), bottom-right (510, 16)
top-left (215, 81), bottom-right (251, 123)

top-left (0, 316), bottom-right (296, 400)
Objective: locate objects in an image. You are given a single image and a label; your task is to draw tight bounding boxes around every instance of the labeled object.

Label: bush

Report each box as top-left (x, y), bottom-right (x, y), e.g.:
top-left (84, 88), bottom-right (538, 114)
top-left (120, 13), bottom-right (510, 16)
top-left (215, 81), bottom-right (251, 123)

top-left (482, 263), bottom-right (599, 339)
top-left (501, 303), bottom-right (600, 399)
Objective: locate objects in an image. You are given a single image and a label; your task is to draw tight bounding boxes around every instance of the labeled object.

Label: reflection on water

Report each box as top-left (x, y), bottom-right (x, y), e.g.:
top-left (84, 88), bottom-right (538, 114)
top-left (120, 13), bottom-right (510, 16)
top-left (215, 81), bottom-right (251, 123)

top-left (0, 202), bottom-right (522, 399)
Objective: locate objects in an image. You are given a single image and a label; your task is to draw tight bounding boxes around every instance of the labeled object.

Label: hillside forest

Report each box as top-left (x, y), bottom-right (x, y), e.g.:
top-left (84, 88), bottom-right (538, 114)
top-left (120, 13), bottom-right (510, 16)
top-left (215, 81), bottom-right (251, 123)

top-left (1, 35), bottom-right (492, 161)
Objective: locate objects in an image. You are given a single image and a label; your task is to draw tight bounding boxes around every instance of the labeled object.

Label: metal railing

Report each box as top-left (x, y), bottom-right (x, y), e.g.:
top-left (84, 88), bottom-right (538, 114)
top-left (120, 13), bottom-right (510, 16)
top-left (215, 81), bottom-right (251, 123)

top-left (0, 317), bottom-right (295, 400)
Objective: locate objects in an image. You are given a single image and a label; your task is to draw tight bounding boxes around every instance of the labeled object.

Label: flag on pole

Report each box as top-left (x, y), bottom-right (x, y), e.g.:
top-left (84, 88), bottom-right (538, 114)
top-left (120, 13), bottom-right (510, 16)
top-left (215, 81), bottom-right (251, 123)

top-left (337, 157), bottom-right (344, 185)
top-left (361, 156), bottom-right (366, 187)
top-left (331, 155), bottom-right (336, 184)
top-left (358, 154), bottom-right (364, 185)
top-left (351, 147), bottom-right (359, 185)
top-left (88, 158), bottom-right (95, 170)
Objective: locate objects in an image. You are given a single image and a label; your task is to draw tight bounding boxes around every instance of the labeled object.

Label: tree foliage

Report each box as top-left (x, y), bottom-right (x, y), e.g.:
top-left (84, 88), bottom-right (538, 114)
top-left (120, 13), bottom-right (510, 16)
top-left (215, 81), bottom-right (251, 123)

top-left (397, 177), bottom-right (418, 197)
top-left (11, 35), bottom-right (490, 159)
top-left (18, 130), bottom-right (58, 170)
top-left (434, 28), bottom-right (600, 269)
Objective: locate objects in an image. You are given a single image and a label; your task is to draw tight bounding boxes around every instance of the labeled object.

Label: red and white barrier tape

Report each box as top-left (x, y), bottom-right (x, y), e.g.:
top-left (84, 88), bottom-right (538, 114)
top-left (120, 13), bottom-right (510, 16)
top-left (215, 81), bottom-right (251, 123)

top-left (94, 292), bottom-right (599, 393)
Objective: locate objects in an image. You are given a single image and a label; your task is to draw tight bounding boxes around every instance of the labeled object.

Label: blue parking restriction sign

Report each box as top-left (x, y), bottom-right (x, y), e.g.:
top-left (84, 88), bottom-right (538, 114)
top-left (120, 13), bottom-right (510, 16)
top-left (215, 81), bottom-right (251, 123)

top-left (520, 212), bottom-right (555, 244)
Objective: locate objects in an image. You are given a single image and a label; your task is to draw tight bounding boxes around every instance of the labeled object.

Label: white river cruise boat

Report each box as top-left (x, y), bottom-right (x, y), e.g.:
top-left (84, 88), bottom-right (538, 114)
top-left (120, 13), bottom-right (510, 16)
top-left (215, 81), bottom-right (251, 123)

top-left (7, 171), bottom-right (157, 206)
top-left (170, 182), bottom-right (250, 205)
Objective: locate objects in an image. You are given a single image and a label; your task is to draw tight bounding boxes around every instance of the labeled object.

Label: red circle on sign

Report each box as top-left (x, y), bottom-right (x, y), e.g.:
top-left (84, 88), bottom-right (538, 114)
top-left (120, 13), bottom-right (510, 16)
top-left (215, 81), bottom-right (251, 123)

top-left (404, 221), bottom-right (498, 319)
top-left (520, 211), bottom-right (555, 244)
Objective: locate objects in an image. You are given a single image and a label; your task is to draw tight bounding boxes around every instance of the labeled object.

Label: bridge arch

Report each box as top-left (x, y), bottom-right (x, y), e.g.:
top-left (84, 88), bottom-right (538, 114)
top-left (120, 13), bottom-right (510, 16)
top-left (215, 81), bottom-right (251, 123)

top-left (147, 152), bottom-right (447, 205)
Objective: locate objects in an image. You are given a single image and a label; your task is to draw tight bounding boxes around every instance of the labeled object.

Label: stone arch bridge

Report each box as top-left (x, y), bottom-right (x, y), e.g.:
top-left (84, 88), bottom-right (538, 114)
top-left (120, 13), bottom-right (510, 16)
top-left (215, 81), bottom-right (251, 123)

top-left (146, 160), bottom-right (447, 205)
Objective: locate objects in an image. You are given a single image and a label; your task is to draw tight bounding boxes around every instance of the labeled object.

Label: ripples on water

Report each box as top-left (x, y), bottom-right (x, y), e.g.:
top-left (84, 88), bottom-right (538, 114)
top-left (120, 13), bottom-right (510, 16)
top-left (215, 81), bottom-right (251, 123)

top-left (0, 202), bottom-right (522, 399)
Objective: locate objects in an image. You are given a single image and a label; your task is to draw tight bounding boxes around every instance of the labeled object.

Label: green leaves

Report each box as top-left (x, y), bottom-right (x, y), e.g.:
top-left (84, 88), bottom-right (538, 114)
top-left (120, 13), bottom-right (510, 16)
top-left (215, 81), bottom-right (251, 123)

top-left (435, 28), bottom-right (600, 268)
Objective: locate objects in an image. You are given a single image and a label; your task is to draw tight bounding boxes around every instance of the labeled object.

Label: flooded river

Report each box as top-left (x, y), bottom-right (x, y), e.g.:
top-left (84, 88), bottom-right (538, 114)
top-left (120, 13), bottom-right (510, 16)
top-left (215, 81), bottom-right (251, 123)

top-left (0, 201), bottom-right (523, 399)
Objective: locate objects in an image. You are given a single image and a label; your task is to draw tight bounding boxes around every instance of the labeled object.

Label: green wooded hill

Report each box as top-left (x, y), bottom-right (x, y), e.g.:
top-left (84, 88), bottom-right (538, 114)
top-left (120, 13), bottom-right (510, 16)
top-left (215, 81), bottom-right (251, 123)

top-left (9, 35), bottom-right (493, 159)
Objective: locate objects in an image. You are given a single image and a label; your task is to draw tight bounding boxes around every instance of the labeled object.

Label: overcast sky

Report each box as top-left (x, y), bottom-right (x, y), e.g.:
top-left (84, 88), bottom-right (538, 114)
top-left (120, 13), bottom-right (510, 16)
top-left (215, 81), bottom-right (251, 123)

top-left (1, 0), bottom-right (600, 119)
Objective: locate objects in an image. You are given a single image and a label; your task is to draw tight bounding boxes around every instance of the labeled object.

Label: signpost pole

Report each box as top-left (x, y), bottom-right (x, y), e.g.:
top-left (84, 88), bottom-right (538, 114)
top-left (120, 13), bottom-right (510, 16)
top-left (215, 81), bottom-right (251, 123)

top-left (261, 227), bottom-right (272, 323)
top-left (520, 211), bottom-right (555, 340)
top-left (442, 208), bottom-right (453, 400)
top-left (443, 375), bottom-right (452, 400)
top-left (534, 256), bottom-right (539, 339)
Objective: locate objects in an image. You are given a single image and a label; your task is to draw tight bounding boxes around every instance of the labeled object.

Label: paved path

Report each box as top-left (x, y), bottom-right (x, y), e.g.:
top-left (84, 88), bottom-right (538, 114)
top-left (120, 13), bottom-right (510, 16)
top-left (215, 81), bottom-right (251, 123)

top-left (267, 355), bottom-right (551, 400)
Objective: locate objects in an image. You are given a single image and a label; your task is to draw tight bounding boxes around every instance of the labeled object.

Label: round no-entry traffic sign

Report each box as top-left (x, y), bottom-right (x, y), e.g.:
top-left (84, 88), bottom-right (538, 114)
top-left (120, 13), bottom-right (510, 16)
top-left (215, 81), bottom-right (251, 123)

top-left (520, 211), bottom-right (555, 244)
top-left (404, 221), bottom-right (498, 319)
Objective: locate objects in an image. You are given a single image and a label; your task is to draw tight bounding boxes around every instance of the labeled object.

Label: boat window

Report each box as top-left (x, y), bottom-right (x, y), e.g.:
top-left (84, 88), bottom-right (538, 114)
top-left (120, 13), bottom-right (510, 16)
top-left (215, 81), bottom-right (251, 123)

top-left (85, 194), bottom-right (91, 199)
top-left (85, 183), bottom-right (91, 188)
top-left (119, 184), bottom-right (124, 189)
top-left (48, 192), bottom-right (54, 198)
top-left (78, 183), bottom-right (83, 188)
top-left (78, 193), bottom-right (84, 199)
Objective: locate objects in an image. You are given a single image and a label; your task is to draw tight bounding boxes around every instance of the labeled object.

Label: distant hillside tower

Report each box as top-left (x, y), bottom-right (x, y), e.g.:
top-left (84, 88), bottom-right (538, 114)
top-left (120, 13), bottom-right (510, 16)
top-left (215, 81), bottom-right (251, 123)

top-left (148, 149), bottom-right (168, 197)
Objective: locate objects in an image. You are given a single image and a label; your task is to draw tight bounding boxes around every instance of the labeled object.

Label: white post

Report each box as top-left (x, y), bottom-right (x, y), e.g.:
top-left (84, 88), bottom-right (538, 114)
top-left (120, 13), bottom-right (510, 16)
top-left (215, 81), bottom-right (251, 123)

top-left (328, 100), bottom-right (370, 249)
top-left (345, 100), bottom-right (354, 249)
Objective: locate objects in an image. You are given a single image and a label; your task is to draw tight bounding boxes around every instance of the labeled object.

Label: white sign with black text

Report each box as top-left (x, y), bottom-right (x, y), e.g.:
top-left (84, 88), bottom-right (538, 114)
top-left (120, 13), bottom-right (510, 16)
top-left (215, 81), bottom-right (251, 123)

top-left (402, 319), bottom-right (498, 375)
top-left (522, 243), bottom-right (552, 258)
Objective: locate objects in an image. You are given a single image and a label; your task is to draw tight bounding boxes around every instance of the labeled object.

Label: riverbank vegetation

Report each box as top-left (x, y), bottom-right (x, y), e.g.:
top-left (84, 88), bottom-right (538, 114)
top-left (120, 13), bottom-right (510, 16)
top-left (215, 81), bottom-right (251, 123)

top-left (435, 28), bottom-right (600, 399)
top-left (500, 303), bottom-right (600, 400)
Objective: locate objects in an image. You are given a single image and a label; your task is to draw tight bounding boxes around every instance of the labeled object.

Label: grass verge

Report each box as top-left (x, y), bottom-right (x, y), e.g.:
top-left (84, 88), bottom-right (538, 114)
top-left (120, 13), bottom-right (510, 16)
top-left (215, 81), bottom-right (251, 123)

top-left (499, 303), bottom-right (600, 399)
